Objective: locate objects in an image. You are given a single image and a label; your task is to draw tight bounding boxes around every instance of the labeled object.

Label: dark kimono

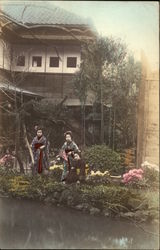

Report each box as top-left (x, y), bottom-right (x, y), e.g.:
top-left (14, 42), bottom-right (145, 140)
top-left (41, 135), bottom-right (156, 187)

top-left (60, 141), bottom-right (80, 181)
top-left (31, 135), bottom-right (49, 174)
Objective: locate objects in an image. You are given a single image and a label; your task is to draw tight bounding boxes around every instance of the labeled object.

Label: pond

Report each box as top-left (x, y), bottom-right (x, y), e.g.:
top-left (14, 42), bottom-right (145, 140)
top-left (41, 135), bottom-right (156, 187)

top-left (0, 197), bottom-right (159, 249)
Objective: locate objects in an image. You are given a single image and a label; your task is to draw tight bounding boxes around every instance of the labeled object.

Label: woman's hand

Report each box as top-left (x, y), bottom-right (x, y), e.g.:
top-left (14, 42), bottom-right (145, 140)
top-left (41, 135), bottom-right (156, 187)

top-left (40, 145), bottom-right (45, 150)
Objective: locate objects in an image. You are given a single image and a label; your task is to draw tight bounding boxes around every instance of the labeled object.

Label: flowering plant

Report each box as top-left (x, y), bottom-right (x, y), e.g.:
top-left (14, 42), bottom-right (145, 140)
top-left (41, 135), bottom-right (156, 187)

top-left (122, 168), bottom-right (144, 187)
top-left (141, 161), bottom-right (159, 188)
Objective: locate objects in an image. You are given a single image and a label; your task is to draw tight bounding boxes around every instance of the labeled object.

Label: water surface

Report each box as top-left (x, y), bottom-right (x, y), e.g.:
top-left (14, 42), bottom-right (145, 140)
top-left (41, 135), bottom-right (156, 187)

top-left (0, 197), bottom-right (159, 249)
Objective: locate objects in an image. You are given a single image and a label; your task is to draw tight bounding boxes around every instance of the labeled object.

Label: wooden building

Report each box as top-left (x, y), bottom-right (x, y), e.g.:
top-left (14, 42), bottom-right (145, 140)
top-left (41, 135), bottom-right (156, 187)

top-left (0, 2), bottom-right (96, 105)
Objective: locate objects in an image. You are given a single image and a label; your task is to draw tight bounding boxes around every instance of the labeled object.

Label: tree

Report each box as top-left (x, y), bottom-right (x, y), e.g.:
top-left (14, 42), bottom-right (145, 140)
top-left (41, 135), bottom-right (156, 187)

top-left (108, 56), bottom-right (141, 149)
top-left (0, 40), bottom-right (29, 173)
top-left (73, 36), bottom-right (127, 144)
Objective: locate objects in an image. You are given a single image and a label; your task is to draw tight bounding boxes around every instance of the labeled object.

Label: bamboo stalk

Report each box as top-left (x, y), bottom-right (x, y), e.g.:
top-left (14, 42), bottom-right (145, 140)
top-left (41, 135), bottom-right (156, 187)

top-left (22, 123), bottom-right (34, 166)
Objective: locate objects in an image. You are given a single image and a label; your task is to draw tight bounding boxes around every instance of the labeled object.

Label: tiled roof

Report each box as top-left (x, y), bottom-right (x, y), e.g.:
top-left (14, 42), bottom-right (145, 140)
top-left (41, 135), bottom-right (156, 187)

top-left (0, 77), bottom-right (42, 97)
top-left (0, 2), bottom-right (93, 26)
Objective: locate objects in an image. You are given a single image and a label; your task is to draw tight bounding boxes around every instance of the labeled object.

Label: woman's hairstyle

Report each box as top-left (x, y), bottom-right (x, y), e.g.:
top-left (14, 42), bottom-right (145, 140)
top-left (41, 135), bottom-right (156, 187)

top-left (64, 131), bottom-right (72, 137)
top-left (36, 126), bottom-right (43, 132)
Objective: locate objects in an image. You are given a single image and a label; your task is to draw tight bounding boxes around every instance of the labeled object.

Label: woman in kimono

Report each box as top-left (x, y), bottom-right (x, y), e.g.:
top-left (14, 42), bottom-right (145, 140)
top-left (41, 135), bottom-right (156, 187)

top-left (60, 131), bottom-right (80, 183)
top-left (31, 127), bottom-right (49, 174)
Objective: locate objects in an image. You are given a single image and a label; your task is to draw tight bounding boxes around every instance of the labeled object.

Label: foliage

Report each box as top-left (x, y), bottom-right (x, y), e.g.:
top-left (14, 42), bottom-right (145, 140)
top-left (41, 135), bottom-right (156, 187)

top-left (8, 175), bottom-right (30, 197)
top-left (49, 165), bottom-right (63, 181)
top-left (21, 98), bottom-right (75, 149)
top-left (72, 36), bottom-right (141, 149)
top-left (85, 170), bottom-right (111, 185)
top-left (122, 164), bottom-right (159, 190)
top-left (83, 144), bottom-right (122, 174)
top-left (78, 37), bottom-right (127, 100)
top-left (0, 166), bottom-right (20, 177)
top-left (0, 172), bottom-right (158, 221)
top-left (110, 57), bottom-right (141, 149)
top-left (142, 166), bottom-right (159, 189)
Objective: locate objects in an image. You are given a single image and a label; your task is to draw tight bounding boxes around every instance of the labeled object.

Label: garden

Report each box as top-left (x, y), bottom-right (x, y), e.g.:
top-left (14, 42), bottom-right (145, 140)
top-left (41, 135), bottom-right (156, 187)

top-left (0, 145), bottom-right (159, 224)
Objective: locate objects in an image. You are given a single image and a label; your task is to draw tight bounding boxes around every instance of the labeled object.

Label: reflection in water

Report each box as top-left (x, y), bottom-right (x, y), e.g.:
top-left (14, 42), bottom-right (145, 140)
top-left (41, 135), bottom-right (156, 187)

top-left (0, 197), bottom-right (159, 249)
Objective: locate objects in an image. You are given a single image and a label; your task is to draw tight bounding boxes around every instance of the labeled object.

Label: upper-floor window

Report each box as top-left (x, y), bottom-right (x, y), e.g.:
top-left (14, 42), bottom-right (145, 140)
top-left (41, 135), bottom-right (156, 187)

top-left (67, 57), bottom-right (77, 68)
top-left (50, 57), bottom-right (59, 67)
top-left (17, 55), bottom-right (25, 66)
top-left (32, 56), bottom-right (42, 67)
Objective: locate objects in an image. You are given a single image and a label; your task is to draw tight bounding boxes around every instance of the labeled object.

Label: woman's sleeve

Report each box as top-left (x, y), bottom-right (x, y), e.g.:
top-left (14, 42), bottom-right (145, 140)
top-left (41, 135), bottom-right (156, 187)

top-left (61, 142), bottom-right (66, 151)
top-left (73, 142), bottom-right (80, 153)
top-left (31, 138), bottom-right (35, 155)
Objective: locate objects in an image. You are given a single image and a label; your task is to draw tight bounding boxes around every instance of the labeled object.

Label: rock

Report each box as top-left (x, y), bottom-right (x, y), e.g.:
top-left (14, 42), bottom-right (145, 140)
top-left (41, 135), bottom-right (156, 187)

top-left (103, 209), bottom-right (110, 217)
top-left (67, 195), bottom-right (74, 206)
top-left (44, 196), bottom-right (52, 203)
top-left (59, 189), bottom-right (70, 203)
top-left (120, 212), bottom-right (135, 218)
top-left (75, 204), bottom-right (84, 210)
top-left (51, 198), bottom-right (56, 204)
top-left (82, 203), bottom-right (90, 212)
top-left (134, 210), bottom-right (149, 220)
top-left (89, 207), bottom-right (101, 215)
top-left (53, 191), bottom-right (59, 200)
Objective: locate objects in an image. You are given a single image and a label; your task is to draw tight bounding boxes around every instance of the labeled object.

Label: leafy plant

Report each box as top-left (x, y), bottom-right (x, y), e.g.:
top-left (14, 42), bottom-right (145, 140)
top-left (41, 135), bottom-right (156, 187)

top-left (49, 165), bottom-right (63, 181)
top-left (142, 166), bottom-right (159, 189)
top-left (83, 144), bottom-right (122, 174)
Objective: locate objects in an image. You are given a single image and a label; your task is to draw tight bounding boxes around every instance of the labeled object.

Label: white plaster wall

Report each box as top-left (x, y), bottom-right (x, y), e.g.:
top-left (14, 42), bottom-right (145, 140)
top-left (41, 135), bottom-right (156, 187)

top-left (0, 40), bottom-right (11, 70)
top-left (63, 46), bottom-right (81, 74)
top-left (12, 44), bottom-right (81, 74)
top-left (28, 46), bottom-right (46, 73)
top-left (0, 39), bottom-right (3, 68)
top-left (46, 46), bottom-right (63, 73)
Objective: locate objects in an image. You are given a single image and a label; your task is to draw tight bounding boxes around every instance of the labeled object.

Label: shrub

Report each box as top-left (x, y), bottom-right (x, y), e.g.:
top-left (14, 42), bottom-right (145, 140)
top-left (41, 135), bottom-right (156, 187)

top-left (122, 168), bottom-right (144, 188)
top-left (141, 162), bottom-right (159, 189)
top-left (83, 144), bottom-right (122, 174)
top-left (122, 164), bottom-right (159, 190)
top-left (86, 170), bottom-right (111, 185)
top-left (49, 165), bottom-right (63, 181)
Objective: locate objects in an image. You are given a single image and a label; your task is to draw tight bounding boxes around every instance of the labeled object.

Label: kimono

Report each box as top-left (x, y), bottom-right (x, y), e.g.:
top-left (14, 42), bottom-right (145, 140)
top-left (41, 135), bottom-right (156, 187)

top-left (66, 158), bottom-right (86, 183)
top-left (31, 135), bottom-right (49, 174)
top-left (60, 140), bottom-right (80, 181)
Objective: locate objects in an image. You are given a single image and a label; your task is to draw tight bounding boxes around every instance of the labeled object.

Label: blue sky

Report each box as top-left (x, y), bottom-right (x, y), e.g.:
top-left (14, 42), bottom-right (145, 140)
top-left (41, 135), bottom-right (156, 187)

top-left (53, 1), bottom-right (159, 70)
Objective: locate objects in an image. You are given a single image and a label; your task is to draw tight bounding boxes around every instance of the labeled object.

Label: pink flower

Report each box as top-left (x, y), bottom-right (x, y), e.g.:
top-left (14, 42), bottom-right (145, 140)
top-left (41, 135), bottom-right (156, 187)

top-left (123, 173), bottom-right (127, 178)
top-left (122, 168), bottom-right (144, 185)
top-left (137, 169), bottom-right (144, 174)
top-left (135, 174), bottom-right (143, 180)
top-left (129, 170), bottom-right (134, 174)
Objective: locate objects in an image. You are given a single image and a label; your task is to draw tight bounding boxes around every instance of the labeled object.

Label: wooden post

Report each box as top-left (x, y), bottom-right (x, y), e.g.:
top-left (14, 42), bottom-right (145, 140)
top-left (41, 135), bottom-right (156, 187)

top-left (100, 77), bottom-right (104, 144)
top-left (112, 108), bottom-right (116, 150)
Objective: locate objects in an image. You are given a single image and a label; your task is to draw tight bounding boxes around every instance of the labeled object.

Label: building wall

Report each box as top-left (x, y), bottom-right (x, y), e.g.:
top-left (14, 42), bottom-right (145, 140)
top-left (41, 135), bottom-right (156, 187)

top-left (0, 39), bottom-right (11, 70)
top-left (19, 73), bottom-right (75, 99)
top-left (136, 53), bottom-right (159, 167)
top-left (0, 40), bottom-right (82, 99)
top-left (11, 44), bottom-right (81, 74)
top-left (142, 71), bottom-right (159, 165)
top-left (0, 40), bottom-right (3, 68)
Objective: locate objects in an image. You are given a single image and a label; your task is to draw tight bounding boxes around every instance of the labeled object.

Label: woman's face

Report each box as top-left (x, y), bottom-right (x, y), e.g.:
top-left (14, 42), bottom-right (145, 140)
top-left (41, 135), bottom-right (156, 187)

top-left (66, 134), bottom-right (71, 142)
top-left (37, 130), bottom-right (43, 138)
